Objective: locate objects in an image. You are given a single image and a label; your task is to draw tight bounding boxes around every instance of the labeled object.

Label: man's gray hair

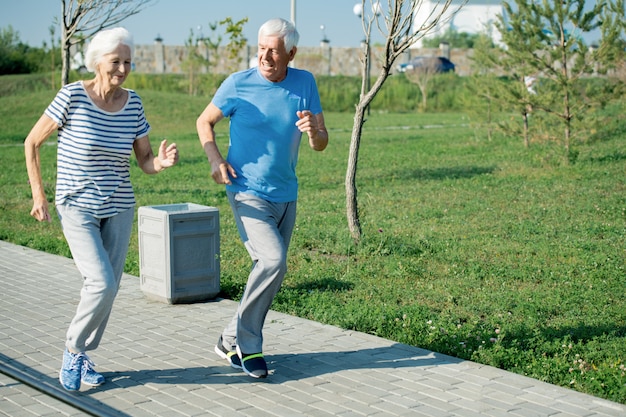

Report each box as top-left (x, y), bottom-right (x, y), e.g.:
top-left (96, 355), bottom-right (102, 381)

top-left (258, 18), bottom-right (299, 52)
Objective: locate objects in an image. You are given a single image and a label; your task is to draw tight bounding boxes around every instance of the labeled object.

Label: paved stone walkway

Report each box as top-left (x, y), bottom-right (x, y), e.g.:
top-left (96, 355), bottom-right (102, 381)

top-left (0, 240), bottom-right (624, 416)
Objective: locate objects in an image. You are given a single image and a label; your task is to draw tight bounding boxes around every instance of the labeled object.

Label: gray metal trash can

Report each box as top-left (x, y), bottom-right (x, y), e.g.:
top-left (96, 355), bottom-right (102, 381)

top-left (138, 203), bottom-right (220, 304)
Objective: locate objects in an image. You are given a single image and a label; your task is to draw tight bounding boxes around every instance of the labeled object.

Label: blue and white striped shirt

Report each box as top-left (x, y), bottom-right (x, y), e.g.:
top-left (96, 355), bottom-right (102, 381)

top-left (45, 81), bottom-right (151, 218)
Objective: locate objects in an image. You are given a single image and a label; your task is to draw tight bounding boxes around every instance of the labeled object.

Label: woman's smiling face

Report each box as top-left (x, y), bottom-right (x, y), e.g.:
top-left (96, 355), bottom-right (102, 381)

top-left (97, 44), bottom-right (132, 87)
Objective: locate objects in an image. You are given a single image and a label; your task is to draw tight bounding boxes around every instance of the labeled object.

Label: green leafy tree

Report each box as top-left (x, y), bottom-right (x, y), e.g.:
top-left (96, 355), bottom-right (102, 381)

top-left (403, 57), bottom-right (444, 111)
top-left (48, 25), bottom-right (58, 90)
top-left (221, 17), bottom-right (248, 74)
top-left (196, 22), bottom-right (221, 74)
top-left (0, 26), bottom-right (36, 74)
top-left (465, 33), bottom-right (502, 141)
top-left (597, 0), bottom-right (626, 84)
top-left (470, 31), bottom-right (537, 147)
top-left (182, 29), bottom-right (206, 96)
top-left (493, 0), bottom-right (625, 162)
top-left (194, 17), bottom-right (248, 76)
top-left (0, 26), bottom-right (58, 76)
top-left (182, 17), bottom-right (248, 96)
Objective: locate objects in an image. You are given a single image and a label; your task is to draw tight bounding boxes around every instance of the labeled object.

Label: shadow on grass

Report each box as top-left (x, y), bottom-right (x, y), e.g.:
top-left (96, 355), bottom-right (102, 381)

top-left (494, 322), bottom-right (626, 354)
top-left (404, 165), bottom-right (497, 181)
top-left (584, 151), bottom-right (626, 164)
top-left (542, 323), bottom-right (626, 343)
top-left (219, 277), bottom-right (355, 301)
top-left (288, 276), bottom-right (354, 293)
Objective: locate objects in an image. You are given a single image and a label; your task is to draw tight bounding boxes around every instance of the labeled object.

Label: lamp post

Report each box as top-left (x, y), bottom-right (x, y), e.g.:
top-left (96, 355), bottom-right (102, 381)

top-left (154, 34), bottom-right (165, 74)
top-left (196, 25), bottom-right (210, 73)
top-left (320, 24), bottom-right (329, 46)
top-left (320, 25), bottom-right (331, 76)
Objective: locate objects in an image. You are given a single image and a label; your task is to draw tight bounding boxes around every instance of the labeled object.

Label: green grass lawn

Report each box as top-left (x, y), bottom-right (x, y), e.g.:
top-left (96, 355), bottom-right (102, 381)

top-left (1, 87), bottom-right (625, 404)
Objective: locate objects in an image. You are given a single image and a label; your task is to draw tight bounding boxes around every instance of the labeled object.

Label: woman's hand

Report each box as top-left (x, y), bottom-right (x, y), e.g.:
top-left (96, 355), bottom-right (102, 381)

top-left (30, 197), bottom-right (51, 223)
top-left (157, 139), bottom-right (179, 170)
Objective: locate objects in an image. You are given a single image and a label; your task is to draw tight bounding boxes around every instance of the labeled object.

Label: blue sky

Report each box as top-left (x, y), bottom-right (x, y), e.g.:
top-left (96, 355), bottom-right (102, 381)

top-left (3, 0), bottom-right (602, 49)
top-left (2, 0), bottom-right (379, 48)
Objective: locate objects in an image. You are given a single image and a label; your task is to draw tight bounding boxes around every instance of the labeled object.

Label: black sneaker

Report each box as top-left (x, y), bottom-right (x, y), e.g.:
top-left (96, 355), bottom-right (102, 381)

top-left (214, 336), bottom-right (242, 369)
top-left (237, 346), bottom-right (268, 379)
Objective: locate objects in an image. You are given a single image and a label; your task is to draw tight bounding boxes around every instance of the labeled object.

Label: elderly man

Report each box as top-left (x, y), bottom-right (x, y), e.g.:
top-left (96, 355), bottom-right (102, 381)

top-left (196, 17), bottom-right (328, 378)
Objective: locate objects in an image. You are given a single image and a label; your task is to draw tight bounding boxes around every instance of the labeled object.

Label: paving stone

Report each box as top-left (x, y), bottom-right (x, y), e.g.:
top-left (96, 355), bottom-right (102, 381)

top-left (0, 240), bottom-right (624, 417)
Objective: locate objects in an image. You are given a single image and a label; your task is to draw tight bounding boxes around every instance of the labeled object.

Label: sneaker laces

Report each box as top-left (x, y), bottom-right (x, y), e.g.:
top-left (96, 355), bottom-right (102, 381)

top-left (81, 354), bottom-right (97, 373)
top-left (66, 352), bottom-right (86, 371)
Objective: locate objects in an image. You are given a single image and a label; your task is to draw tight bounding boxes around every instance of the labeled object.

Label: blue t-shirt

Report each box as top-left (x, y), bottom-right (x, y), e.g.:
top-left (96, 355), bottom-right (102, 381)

top-left (211, 66), bottom-right (322, 202)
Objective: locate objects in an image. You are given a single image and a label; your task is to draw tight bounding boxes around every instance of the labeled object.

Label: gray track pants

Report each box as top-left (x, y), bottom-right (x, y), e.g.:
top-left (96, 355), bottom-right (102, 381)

top-left (222, 191), bottom-right (297, 354)
top-left (57, 204), bottom-right (134, 353)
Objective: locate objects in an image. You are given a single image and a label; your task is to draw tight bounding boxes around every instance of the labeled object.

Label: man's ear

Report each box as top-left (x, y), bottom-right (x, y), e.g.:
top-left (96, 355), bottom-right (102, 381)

top-left (289, 47), bottom-right (297, 61)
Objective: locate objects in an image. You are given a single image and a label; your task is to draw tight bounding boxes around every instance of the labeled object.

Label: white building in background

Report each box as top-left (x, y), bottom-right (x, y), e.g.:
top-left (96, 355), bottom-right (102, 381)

top-left (412, 0), bottom-right (506, 47)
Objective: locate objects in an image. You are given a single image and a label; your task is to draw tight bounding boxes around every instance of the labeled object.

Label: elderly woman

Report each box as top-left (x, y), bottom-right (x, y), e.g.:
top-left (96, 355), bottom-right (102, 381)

top-left (24, 27), bottom-right (178, 391)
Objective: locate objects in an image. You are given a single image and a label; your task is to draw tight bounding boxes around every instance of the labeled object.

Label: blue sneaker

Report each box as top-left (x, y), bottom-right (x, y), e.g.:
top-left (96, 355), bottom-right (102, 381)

top-left (81, 355), bottom-right (105, 386)
top-left (59, 349), bottom-right (83, 391)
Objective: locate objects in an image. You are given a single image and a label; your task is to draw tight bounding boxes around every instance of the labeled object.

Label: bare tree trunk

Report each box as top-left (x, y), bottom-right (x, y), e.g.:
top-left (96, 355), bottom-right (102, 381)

top-left (420, 83), bottom-right (427, 111)
top-left (62, 38), bottom-right (71, 86)
top-left (345, 0), bottom-right (459, 244)
top-left (561, 45), bottom-right (571, 160)
top-left (346, 105), bottom-right (367, 242)
top-left (61, 1), bottom-right (70, 86)
top-left (346, 47), bottom-right (370, 243)
top-left (49, 25), bottom-right (56, 90)
top-left (486, 98), bottom-right (492, 141)
top-left (523, 110), bottom-right (529, 148)
top-left (189, 67), bottom-right (194, 96)
top-left (564, 90), bottom-right (571, 157)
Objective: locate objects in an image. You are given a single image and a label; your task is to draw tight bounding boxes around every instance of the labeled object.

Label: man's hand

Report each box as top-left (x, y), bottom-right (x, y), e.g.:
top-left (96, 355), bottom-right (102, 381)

top-left (296, 110), bottom-right (318, 136)
top-left (296, 110), bottom-right (328, 151)
top-left (211, 159), bottom-right (237, 185)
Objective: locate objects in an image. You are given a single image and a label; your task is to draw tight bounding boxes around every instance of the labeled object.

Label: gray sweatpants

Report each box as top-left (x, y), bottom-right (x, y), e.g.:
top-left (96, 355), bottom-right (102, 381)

top-left (56, 204), bottom-right (134, 353)
top-left (222, 191), bottom-right (297, 354)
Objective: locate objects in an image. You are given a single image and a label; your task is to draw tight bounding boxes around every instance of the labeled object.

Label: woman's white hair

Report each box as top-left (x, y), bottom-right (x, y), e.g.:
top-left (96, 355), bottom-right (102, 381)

top-left (85, 27), bottom-right (134, 72)
top-left (258, 18), bottom-right (299, 52)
